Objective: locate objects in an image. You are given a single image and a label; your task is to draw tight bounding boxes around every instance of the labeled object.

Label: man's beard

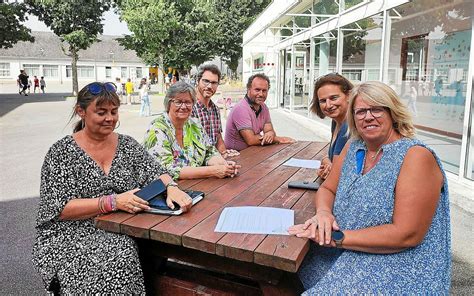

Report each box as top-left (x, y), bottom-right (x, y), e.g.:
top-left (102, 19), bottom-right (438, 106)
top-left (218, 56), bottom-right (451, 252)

top-left (199, 86), bottom-right (214, 99)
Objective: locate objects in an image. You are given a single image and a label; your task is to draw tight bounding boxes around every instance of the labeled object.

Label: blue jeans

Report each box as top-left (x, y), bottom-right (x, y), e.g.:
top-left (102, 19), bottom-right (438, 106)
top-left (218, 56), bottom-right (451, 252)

top-left (139, 95), bottom-right (150, 116)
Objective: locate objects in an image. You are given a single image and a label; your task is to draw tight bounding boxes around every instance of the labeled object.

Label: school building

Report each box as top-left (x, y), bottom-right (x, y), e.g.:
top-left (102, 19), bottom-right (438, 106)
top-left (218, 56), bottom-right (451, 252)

top-left (0, 31), bottom-right (153, 92)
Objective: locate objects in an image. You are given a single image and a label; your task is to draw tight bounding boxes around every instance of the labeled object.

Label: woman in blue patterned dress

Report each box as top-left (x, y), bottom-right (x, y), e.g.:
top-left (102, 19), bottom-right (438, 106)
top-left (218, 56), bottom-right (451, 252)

top-left (144, 81), bottom-right (240, 180)
top-left (33, 82), bottom-right (193, 294)
top-left (289, 81), bottom-right (451, 294)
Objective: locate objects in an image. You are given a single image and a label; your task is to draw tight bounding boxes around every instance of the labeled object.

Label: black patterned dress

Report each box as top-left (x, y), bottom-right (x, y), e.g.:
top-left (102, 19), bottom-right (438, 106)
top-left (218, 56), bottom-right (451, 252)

top-left (32, 134), bottom-right (167, 294)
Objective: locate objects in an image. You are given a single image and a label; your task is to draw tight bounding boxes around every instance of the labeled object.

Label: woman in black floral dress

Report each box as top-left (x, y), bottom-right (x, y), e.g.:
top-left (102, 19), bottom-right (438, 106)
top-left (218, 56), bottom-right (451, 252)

top-left (32, 82), bottom-right (193, 294)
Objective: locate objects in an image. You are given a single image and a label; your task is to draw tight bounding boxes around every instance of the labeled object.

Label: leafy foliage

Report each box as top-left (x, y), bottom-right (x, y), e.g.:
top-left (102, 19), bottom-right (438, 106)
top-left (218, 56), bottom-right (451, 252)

top-left (25, 0), bottom-right (112, 94)
top-left (0, 2), bottom-right (34, 49)
top-left (118, 0), bottom-right (270, 75)
top-left (212, 0), bottom-right (271, 75)
top-left (118, 0), bottom-right (216, 72)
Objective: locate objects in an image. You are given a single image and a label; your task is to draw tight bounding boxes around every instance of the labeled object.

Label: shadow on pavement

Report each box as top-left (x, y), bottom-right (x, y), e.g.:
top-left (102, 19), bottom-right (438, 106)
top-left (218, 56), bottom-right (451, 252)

top-left (0, 93), bottom-right (70, 118)
top-left (0, 197), bottom-right (45, 295)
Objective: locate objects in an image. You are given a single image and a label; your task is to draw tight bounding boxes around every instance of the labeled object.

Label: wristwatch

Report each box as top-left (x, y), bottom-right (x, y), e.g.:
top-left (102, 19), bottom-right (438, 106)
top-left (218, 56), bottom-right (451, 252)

top-left (166, 180), bottom-right (179, 189)
top-left (331, 230), bottom-right (345, 248)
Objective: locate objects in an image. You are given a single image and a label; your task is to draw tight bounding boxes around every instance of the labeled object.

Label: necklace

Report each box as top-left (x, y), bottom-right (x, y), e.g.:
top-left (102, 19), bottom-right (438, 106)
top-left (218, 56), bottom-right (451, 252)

top-left (367, 128), bottom-right (394, 160)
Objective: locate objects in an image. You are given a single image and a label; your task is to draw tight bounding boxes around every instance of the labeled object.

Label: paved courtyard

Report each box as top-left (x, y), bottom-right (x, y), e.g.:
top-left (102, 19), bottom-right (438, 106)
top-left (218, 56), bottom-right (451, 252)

top-left (0, 91), bottom-right (472, 294)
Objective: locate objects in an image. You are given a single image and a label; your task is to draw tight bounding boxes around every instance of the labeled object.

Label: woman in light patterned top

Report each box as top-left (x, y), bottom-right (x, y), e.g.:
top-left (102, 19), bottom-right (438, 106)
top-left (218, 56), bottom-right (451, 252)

top-left (144, 81), bottom-right (240, 180)
top-left (32, 82), bottom-right (192, 294)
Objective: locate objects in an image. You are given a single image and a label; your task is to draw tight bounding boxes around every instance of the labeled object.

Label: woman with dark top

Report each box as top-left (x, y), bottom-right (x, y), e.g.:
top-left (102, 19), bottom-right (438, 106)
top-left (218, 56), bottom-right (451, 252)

top-left (310, 73), bottom-right (353, 179)
top-left (32, 82), bottom-right (192, 294)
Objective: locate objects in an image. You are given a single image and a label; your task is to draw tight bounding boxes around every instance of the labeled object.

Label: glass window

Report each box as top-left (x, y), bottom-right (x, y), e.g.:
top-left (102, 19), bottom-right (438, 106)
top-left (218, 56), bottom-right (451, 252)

top-left (106, 66), bottom-right (112, 78)
top-left (313, 30), bottom-right (338, 78)
top-left (312, 0), bottom-right (338, 18)
top-left (253, 56), bottom-right (264, 70)
top-left (341, 13), bottom-right (383, 82)
top-left (467, 99), bottom-right (474, 180)
top-left (343, 0), bottom-right (366, 10)
top-left (388, 0), bottom-right (472, 174)
top-left (121, 67), bottom-right (128, 79)
top-left (42, 65), bottom-right (58, 78)
top-left (309, 29), bottom-right (338, 126)
top-left (79, 66), bottom-right (94, 78)
top-left (0, 63), bottom-right (10, 77)
top-left (136, 67), bottom-right (142, 79)
top-left (22, 64), bottom-right (40, 77)
top-left (66, 65), bottom-right (95, 78)
top-left (341, 69), bottom-right (362, 81)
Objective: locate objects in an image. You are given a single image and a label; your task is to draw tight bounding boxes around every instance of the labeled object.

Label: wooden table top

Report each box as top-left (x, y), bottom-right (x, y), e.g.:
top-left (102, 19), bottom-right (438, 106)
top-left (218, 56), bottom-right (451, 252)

top-left (95, 141), bottom-right (328, 273)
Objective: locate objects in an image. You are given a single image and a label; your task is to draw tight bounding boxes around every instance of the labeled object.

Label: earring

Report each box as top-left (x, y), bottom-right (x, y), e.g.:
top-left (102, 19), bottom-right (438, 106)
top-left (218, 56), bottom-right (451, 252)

top-left (114, 120), bottom-right (121, 130)
top-left (81, 118), bottom-right (85, 130)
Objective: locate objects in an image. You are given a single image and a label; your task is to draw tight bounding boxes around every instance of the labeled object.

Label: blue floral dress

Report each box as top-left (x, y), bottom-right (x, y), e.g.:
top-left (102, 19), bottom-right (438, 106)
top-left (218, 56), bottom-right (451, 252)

top-left (143, 113), bottom-right (219, 180)
top-left (299, 138), bottom-right (451, 294)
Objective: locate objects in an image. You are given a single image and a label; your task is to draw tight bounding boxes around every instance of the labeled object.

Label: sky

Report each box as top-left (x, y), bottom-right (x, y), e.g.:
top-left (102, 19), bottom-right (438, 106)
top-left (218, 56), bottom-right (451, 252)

top-left (23, 10), bottom-right (132, 36)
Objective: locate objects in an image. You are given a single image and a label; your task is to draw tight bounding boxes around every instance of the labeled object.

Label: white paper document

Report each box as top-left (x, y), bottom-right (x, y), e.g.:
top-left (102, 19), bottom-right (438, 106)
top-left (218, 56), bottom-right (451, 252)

top-left (214, 206), bottom-right (294, 235)
top-left (283, 158), bottom-right (321, 169)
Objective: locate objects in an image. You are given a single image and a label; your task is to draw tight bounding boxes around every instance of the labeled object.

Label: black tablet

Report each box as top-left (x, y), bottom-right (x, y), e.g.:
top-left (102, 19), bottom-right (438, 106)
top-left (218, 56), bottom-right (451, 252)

top-left (288, 181), bottom-right (320, 190)
top-left (134, 179), bottom-right (166, 201)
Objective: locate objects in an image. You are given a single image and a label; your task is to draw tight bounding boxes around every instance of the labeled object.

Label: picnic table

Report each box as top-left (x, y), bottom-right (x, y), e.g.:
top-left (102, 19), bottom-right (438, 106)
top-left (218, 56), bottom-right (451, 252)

top-left (95, 141), bottom-right (328, 295)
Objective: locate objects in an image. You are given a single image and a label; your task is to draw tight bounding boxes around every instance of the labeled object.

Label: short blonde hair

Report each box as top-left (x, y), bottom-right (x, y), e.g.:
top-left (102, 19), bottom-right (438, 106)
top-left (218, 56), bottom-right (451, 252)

top-left (347, 81), bottom-right (415, 140)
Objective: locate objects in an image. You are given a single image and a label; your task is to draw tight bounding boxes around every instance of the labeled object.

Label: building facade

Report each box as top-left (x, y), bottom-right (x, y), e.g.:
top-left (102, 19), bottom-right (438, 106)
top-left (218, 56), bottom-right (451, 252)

top-left (243, 0), bottom-right (473, 185)
top-left (0, 31), bottom-right (149, 92)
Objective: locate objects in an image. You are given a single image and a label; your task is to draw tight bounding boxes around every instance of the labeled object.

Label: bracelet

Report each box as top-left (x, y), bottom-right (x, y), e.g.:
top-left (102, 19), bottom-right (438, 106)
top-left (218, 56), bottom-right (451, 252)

top-left (99, 194), bottom-right (117, 214)
top-left (111, 194), bottom-right (117, 211)
top-left (98, 196), bottom-right (107, 214)
top-left (166, 181), bottom-right (179, 189)
top-left (104, 195), bottom-right (113, 213)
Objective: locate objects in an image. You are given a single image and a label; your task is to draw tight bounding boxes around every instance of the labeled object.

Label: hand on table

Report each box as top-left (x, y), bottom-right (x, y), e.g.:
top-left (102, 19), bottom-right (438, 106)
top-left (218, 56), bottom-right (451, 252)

top-left (213, 161), bottom-right (241, 178)
top-left (276, 136), bottom-right (296, 144)
top-left (222, 149), bottom-right (240, 158)
top-left (166, 186), bottom-right (192, 212)
top-left (259, 131), bottom-right (275, 145)
top-left (288, 210), bottom-right (339, 246)
top-left (317, 158), bottom-right (332, 180)
top-left (116, 189), bottom-right (150, 213)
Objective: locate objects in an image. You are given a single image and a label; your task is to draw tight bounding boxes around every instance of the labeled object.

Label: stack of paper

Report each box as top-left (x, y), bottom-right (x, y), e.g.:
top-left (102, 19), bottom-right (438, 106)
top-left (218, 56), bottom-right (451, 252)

top-left (214, 206), bottom-right (294, 235)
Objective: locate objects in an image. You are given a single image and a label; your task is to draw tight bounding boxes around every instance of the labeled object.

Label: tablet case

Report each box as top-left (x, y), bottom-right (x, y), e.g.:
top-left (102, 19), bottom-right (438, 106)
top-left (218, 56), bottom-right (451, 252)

top-left (145, 190), bottom-right (204, 215)
top-left (288, 180), bottom-right (320, 190)
top-left (134, 180), bottom-right (205, 215)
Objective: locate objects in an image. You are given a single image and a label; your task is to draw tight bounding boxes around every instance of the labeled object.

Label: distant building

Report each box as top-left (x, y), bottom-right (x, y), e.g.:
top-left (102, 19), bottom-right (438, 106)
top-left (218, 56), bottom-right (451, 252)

top-left (0, 31), bottom-right (149, 91)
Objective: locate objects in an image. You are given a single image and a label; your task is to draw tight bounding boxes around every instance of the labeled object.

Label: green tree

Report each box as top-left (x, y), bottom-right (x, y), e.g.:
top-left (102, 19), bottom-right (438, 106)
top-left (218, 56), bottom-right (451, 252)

top-left (212, 0), bottom-right (271, 77)
top-left (0, 2), bottom-right (34, 49)
top-left (26, 0), bottom-right (112, 95)
top-left (163, 0), bottom-right (217, 71)
top-left (118, 0), bottom-right (180, 74)
top-left (118, 0), bottom-right (216, 74)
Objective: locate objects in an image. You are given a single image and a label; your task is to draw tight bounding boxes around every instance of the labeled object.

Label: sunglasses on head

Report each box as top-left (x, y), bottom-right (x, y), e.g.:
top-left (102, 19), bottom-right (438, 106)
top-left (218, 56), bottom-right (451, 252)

top-left (87, 82), bottom-right (117, 95)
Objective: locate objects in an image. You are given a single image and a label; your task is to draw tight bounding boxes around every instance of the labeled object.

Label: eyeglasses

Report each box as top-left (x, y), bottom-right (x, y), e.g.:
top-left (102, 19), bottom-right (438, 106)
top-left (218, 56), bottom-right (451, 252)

top-left (171, 100), bottom-right (194, 108)
top-left (354, 107), bottom-right (386, 119)
top-left (87, 82), bottom-right (116, 95)
top-left (201, 78), bottom-right (219, 87)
